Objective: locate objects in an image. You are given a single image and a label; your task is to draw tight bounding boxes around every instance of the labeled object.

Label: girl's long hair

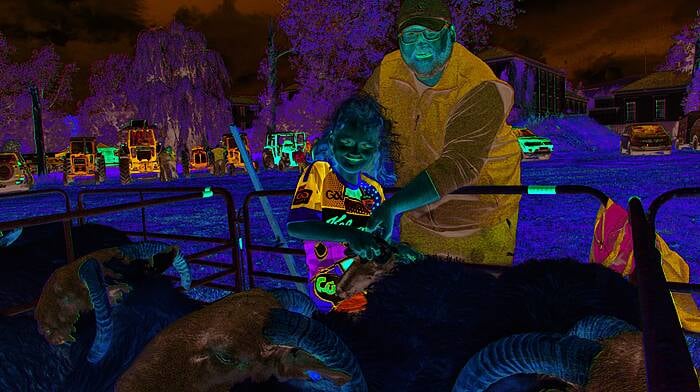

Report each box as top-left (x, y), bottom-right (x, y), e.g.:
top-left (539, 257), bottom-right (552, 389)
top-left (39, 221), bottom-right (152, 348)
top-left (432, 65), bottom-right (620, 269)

top-left (312, 92), bottom-right (399, 186)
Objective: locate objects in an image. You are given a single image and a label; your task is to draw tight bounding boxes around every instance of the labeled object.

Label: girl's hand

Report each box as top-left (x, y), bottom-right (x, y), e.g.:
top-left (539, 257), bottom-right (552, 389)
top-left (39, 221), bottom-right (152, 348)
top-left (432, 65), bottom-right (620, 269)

top-left (346, 230), bottom-right (382, 261)
top-left (367, 201), bottom-right (397, 242)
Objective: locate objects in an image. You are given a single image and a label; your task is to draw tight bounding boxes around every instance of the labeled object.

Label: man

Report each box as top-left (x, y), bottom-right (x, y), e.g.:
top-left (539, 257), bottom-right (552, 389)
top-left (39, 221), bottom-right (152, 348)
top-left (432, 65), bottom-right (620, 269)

top-left (365, 0), bottom-right (522, 266)
top-left (211, 143), bottom-right (227, 176)
top-left (157, 145), bottom-right (173, 182)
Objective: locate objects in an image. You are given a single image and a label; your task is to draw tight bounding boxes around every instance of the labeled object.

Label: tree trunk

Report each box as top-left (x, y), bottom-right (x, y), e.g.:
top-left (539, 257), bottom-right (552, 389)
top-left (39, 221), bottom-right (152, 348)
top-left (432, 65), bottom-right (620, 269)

top-left (29, 85), bottom-right (47, 176)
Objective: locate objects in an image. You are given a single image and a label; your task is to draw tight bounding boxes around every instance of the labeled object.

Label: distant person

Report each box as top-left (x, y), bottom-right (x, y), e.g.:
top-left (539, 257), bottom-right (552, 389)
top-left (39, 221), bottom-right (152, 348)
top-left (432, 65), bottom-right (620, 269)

top-left (364, 0), bottom-right (522, 266)
top-left (292, 145), bottom-right (307, 172)
top-left (180, 147), bottom-right (190, 179)
top-left (286, 93), bottom-right (398, 314)
top-left (211, 144), bottom-right (227, 176)
top-left (166, 146), bottom-right (178, 180)
top-left (158, 146), bottom-right (173, 182)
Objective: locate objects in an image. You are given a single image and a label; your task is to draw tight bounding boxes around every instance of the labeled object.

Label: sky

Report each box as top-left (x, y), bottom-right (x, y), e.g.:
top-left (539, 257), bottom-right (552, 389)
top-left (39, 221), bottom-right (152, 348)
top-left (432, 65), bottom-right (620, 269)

top-left (0, 0), bottom-right (697, 104)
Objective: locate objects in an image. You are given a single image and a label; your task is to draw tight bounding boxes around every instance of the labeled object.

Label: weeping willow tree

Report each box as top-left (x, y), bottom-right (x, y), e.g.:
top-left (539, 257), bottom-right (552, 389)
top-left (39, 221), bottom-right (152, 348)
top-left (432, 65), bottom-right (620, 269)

top-left (127, 21), bottom-right (232, 151)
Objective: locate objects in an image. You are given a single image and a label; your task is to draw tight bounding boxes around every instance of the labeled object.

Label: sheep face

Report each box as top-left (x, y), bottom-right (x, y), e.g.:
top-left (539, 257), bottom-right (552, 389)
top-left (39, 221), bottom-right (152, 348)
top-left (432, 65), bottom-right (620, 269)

top-left (117, 289), bottom-right (351, 391)
top-left (35, 265), bottom-right (91, 345)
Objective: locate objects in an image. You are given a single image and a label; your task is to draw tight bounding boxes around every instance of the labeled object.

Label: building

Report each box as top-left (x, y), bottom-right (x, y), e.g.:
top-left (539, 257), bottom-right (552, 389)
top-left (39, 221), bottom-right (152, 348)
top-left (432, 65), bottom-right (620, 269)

top-left (230, 96), bottom-right (260, 130)
top-left (612, 71), bottom-right (692, 136)
top-left (565, 90), bottom-right (588, 115)
top-left (583, 76), bottom-right (642, 125)
top-left (478, 47), bottom-right (567, 118)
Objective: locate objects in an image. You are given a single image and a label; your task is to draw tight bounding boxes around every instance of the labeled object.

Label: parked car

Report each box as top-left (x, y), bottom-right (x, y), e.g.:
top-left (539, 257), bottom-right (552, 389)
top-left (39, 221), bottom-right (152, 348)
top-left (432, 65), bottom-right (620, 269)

top-left (0, 151), bottom-right (34, 193)
top-left (620, 123), bottom-right (672, 156)
top-left (677, 111), bottom-right (700, 150)
top-left (514, 127), bottom-right (553, 160)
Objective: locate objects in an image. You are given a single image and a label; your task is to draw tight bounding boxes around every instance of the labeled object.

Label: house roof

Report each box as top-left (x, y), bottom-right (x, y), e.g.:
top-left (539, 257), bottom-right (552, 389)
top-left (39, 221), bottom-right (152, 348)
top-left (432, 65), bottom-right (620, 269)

top-left (615, 71), bottom-right (692, 93)
top-left (477, 46), bottom-right (566, 76)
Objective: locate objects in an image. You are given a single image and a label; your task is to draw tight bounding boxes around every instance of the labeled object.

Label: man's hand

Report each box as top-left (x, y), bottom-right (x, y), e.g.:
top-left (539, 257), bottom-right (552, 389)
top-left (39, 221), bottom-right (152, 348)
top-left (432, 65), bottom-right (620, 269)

top-left (367, 201), bottom-right (397, 242)
top-left (345, 230), bottom-right (382, 260)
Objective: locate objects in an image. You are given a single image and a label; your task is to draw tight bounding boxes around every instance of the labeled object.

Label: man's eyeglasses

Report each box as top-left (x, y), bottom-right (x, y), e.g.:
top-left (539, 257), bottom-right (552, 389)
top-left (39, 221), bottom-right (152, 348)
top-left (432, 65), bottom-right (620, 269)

top-left (399, 24), bottom-right (448, 44)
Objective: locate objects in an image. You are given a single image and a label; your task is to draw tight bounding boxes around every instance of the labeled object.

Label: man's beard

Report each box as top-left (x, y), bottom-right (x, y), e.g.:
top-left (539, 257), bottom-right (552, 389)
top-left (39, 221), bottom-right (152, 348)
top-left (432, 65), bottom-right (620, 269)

top-left (401, 32), bottom-right (453, 82)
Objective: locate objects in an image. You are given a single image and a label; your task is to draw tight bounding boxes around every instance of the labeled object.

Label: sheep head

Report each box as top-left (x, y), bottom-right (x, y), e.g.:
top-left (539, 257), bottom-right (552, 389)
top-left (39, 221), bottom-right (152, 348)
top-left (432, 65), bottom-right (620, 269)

top-left (35, 247), bottom-right (121, 345)
top-left (117, 288), bottom-right (365, 391)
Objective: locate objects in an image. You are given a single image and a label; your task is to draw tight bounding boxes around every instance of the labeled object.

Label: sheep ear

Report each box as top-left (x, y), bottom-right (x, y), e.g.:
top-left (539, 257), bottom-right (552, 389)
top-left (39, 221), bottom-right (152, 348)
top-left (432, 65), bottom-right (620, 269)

top-left (275, 347), bottom-right (352, 386)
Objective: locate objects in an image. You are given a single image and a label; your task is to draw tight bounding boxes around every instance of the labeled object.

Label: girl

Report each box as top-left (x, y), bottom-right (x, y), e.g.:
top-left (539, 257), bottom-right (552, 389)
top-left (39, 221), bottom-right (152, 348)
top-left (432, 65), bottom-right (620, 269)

top-left (287, 92), bottom-right (398, 314)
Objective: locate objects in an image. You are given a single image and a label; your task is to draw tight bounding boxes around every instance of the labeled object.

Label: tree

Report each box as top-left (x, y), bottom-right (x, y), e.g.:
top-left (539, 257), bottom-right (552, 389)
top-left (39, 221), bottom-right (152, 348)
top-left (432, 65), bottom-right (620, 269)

top-left (0, 33), bottom-right (76, 152)
top-left (77, 54), bottom-right (137, 145)
top-left (127, 21), bottom-right (232, 152)
top-left (257, 0), bottom-right (520, 141)
top-left (657, 13), bottom-right (699, 74)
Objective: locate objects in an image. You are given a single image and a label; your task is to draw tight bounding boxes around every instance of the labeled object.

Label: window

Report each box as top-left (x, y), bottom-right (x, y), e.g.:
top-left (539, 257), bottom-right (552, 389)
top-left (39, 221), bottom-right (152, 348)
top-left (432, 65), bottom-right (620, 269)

top-left (625, 102), bottom-right (636, 123)
top-left (655, 99), bottom-right (666, 120)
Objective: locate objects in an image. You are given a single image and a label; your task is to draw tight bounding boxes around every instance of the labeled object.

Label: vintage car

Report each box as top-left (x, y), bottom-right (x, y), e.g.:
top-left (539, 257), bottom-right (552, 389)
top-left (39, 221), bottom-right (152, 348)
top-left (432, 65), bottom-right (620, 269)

top-left (0, 152), bottom-right (34, 193)
top-left (514, 127), bottom-right (553, 160)
top-left (620, 123), bottom-right (672, 156)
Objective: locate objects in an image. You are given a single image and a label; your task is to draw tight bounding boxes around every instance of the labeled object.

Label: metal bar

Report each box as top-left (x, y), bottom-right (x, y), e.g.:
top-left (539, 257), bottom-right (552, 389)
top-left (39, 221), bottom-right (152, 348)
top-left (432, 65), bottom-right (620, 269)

top-left (628, 197), bottom-right (699, 392)
top-left (122, 231), bottom-right (229, 244)
top-left (0, 189), bottom-right (74, 262)
top-left (648, 187), bottom-right (700, 234)
top-left (231, 125), bottom-right (305, 293)
top-left (241, 186), bottom-right (609, 289)
top-left (450, 185), bottom-right (609, 206)
top-left (251, 270), bottom-right (308, 284)
top-left (667, 281), bottom-right (700, 294)
top-left (248, 244), bottom-right (305, 256)
top-left (0, 192), bottom-right (203, 232)
top-left (187, 243), bottom-right (237, 260)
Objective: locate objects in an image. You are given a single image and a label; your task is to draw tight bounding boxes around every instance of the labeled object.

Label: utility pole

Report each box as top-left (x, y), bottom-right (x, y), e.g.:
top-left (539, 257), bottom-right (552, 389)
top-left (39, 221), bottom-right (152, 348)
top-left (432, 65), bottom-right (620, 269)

top-left (29, 85), bottom-right (46, 176)
top-left (265, 19), bottom-right (294, 136)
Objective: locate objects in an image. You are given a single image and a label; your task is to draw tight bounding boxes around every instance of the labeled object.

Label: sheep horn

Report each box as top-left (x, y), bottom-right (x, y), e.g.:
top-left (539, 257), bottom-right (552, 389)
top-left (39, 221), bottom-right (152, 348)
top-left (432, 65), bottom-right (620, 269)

top-left (567, 314), bottom-right (637, 341)
top-left (78, 258), bottom-right (113, 364)
top-left (263, 308), bottom-right (367, 391)
top-left (119, 242), bottom-right (192, 290)
top-left (269, 288), bottom-right (317, 317)
top-left (451, 333), bottom-right (602, 392)
top-left (0, 227), bottom-right (22, 247)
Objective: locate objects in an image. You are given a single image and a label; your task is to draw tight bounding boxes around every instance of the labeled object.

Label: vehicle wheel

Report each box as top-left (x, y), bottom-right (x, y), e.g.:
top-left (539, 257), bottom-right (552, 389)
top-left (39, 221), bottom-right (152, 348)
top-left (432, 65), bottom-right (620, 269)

top-left (62, 156), bottom-right (72, 186)
top-left (278, 157), bottom-right (290, 171)
top-left (263, 149), bottom-right (275, 170)
top-left (95, 153), bottom-right (106, 184)
top-left (119, 157), bottom-right (132, 185)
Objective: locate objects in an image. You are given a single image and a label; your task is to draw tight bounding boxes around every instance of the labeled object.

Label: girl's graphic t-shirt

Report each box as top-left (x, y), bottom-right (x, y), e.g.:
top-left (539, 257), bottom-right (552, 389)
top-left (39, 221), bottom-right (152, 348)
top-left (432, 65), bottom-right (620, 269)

top-left (288, 160), bottom-right (385, 313)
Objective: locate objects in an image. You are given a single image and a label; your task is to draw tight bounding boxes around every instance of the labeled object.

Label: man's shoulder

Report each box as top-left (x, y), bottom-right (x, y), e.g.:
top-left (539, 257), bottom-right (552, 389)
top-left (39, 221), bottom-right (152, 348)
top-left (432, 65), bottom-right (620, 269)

top-left (450, 44), bottom-right (498, 85)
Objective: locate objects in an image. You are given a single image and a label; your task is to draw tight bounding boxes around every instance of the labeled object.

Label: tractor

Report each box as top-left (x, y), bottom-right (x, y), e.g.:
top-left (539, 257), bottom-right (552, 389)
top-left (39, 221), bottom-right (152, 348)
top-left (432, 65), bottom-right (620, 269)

top-left (118, 120), bottom-right (160, 185)
top-left (62, 137), bottom-right (106, 185)
top-left (190, 146), bottom-right (210, 172)
top-left (262, 131), bottom-right (307, 171)
top-left (221, 133), bottom-right (258, 174)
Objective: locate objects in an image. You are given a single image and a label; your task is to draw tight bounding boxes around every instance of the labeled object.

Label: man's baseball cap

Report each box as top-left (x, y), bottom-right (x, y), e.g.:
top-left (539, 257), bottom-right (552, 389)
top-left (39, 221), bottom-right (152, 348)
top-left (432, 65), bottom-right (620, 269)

top-left (397, 0), bottom-right (452, 32)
